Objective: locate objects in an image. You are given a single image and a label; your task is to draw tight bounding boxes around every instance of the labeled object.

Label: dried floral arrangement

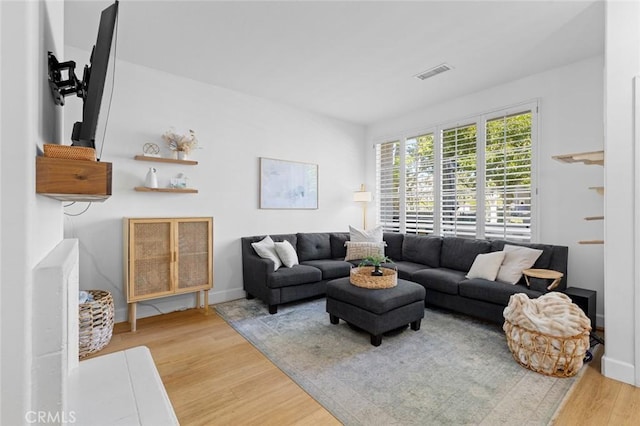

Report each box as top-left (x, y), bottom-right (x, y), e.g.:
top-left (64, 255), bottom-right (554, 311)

top-left (162, 128), bottom-right (198, 153)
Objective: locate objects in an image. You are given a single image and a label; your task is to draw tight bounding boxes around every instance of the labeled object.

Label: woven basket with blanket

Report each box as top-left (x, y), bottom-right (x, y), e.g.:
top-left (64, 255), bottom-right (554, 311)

top-left (503, 292), bottom-right (591, 377)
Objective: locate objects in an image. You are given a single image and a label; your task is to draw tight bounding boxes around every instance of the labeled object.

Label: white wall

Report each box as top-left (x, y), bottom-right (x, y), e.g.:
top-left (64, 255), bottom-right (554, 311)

top-left (366, 56), bottom-right (605, 327)
top-left (602, 0), bottom-right (640, 387)
top-left (63, 47), bottom-right (366, 322)
top-left (0, 1), bottom-right (65, 424)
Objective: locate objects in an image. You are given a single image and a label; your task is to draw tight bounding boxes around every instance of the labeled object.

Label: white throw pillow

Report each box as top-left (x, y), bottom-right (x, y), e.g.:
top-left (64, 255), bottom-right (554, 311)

top-left (496, 244), bottom-right (543, 284)
top-left (274, 240), bottom-right (299, 268)
top-left (251, 236), bottom-right (282, 271)
top-left (344, 241), bottom-right (386, 261)
top-left (466, 251), bottom-right (506, 281)
top-left (349, 225), bottom-right (383, 243)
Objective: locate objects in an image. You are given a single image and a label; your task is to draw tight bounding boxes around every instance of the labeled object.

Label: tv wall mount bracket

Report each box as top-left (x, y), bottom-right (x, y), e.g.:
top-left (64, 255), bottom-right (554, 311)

top-left (47, 51), bottom-right (88, 106)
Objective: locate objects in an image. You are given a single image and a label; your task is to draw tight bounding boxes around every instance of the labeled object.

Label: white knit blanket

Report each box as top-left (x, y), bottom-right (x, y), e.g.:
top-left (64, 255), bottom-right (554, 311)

top-left (503, 292), bottom-right (591, 337)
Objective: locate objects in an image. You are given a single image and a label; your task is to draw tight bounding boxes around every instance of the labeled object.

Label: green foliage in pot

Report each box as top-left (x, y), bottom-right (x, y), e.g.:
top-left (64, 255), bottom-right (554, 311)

top-left (358, 255), bottom-right (393, 268)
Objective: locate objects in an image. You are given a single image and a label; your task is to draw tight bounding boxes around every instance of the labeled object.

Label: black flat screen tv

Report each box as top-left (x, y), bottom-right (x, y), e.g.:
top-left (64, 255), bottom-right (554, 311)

top-left (71, 1), bottom-right (119, 149)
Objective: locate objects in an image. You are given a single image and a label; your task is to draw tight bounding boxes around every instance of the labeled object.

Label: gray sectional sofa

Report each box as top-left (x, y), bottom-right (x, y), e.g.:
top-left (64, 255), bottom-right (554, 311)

top-left (240, 232), bottom-right (568, 323)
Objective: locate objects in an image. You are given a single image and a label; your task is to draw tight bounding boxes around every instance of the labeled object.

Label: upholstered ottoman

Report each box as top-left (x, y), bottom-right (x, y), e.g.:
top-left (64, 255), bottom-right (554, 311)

top-left (326, 277), bottom-right (426, 346)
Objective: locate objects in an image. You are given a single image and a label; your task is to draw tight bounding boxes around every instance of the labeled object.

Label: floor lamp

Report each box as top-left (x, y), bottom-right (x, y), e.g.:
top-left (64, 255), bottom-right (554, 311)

top-left (353, 184), bottom-right (372, 229)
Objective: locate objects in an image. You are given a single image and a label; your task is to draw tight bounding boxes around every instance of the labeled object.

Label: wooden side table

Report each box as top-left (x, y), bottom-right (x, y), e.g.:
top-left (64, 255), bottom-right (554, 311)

top-left (522, 268), bottom-right (564, 291)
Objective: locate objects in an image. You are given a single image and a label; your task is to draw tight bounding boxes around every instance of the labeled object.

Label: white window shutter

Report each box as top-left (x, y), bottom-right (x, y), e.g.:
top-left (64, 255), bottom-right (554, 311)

top-left (484, 112), bottom-right (532, 241)
top-left (441, 123), bottom-right (477, 238)
top-left (405, 133), bottom-right (435, 234)
top-left (376, 141), bottom-right (401, 232)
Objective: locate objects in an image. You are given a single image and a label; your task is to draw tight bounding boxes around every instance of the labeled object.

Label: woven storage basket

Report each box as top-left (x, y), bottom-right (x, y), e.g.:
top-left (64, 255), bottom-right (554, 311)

top-left (503, 319), bottom-right (590, 377)
top-left (79, 290), bottom-right (114, 359)
top-left (44, 144), bottom-right (96, 161)
top-left (350, 266), bottom-right (397, 289)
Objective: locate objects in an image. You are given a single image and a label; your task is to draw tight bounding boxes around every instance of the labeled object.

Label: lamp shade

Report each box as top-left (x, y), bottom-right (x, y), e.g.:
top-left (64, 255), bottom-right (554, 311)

top-left (354, 184), bottom-right (372, 202)
top-left (353, 191), bottom-right (372, 202)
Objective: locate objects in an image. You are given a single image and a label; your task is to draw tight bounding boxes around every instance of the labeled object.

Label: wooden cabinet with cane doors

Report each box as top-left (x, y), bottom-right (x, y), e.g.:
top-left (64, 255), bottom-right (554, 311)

top-left (124, 217), bottom-right (213, 331)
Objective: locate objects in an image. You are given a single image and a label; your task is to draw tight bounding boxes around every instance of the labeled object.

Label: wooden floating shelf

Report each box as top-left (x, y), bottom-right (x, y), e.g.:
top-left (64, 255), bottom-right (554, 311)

top-left (38, 193), bottom-right (111, 202)
top-left (584, 216), bottom-right (604, 221)
top-left (134, 187), bottom-right (198, 194)
top-left (552, 150), bottom-right (604, 166)
top-left (579, 240), bottom-right (604, 245)
top-left (589, 186), bottom-right (604, 195)
top-left (36, 157), bottom-right (112, 202)
top-left (134, 155), bottom-right (198, 165)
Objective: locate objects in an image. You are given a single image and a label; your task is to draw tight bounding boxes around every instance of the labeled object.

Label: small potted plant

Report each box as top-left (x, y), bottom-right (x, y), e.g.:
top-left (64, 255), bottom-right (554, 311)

top-left (359, 255), bottom-right (393, 276)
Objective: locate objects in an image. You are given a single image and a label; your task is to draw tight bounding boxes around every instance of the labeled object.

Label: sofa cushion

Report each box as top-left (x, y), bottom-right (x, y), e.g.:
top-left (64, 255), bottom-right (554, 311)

top-left (344, 241), bottom-right (386, 261)
top-left (527, 277), bottom-right (553, 293)
top-left (330, 232), bottom-right (350, 259)
top-left (383, 232), bottom-right (404, 261)
top-left (393, 261), bottom-right (431, 280)
top-left (267, 264), bottom-right (323, 289)
top-left (349, 225), bottom-right (383, 242)
top-left (402, 234), bottom-right (442, 267)
top-left (440, 237), bottom-right (491, 271)
top-left (300, 259), bottom-right (352, 280)
top-left (490, 240), bottom-right (554, 270)
top-left (268, 234), bottom-right (297, 246)
top-left (459, 279), bottom-right (542, 305)
top-left (326, 278), bottom-right (425, 315)
top-left (496, 244), bottom-right (543, 284)
top-left (466, 251), bottom-right (506, 281)
top-left (410, 267), bottom-right (467, 295)
top-left (297, 233), bottom-right (332, 261)
top-left (251, 236), bottom-right (282, 271)
top-left (274, 240), bottom-right (299, 268)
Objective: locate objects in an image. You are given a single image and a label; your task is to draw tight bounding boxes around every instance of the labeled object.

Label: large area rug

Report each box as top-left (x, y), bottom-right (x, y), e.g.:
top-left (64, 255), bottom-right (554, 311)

top-left (215, 298), bottom-right (587, 425)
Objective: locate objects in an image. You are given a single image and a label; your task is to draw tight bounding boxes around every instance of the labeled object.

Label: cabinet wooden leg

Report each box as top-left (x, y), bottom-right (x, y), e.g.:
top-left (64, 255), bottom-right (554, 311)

top-left (196, 292), bottom-right (201, 309)
top-left (129, 302), bottom-right (137, 332)
top-left (204, 290), bottom-right (209, 314)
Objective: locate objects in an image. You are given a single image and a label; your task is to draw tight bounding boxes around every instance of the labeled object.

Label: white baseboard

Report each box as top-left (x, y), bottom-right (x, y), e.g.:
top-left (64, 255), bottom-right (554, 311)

top-left (601, 355), bottom-right (635, 386)
top-left (114, 288), bottom-right (247, 323)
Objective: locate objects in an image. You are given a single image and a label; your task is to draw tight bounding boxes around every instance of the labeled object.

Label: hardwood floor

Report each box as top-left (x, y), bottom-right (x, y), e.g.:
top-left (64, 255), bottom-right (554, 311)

top-left (95, 308), bottom-right (340, 426)
top-left (552, 339), bottom-right (640, 425)
top-left (93, 307), bottom-right (639, 426)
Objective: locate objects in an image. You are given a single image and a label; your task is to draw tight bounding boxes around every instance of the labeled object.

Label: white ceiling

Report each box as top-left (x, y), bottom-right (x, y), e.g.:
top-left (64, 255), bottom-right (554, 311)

top-left (64, 0), bottom-right (604, 126)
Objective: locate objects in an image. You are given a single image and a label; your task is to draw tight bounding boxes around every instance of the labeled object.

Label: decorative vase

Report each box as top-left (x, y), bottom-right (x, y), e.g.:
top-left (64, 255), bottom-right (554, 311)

top-left (178, 151), bottom-right (188, 161)
top-left (371, 265), bottom-right (383, 277)
top-left (170, 151), bottom-right (178, 160)
top-left (145, 167), bottom-right (158, 188)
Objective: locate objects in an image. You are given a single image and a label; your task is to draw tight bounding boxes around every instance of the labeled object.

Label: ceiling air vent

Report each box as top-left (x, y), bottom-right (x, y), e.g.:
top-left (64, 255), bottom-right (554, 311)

top-left (415, 63), bottom-right (452, 81)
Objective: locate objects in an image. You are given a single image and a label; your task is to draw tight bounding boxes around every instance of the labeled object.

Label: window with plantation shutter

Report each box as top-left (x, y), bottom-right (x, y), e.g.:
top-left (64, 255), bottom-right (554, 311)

top-left (374, 103), bottom-right (535, 242)
top-left (484, 112), bottom-right (532, 241)
top-left (441, 124), bottom-right (477, 237)
top-left (405, 133), bottom-right (435, 234)
top-left (376, 141), bottom-right (401, 232)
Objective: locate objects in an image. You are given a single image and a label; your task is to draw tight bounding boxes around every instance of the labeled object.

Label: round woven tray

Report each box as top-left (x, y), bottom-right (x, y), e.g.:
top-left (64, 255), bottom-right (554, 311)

top-left (350, 267), bottom-right (397, 289)
top-left (79, 290), bottom-right (114, 359)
